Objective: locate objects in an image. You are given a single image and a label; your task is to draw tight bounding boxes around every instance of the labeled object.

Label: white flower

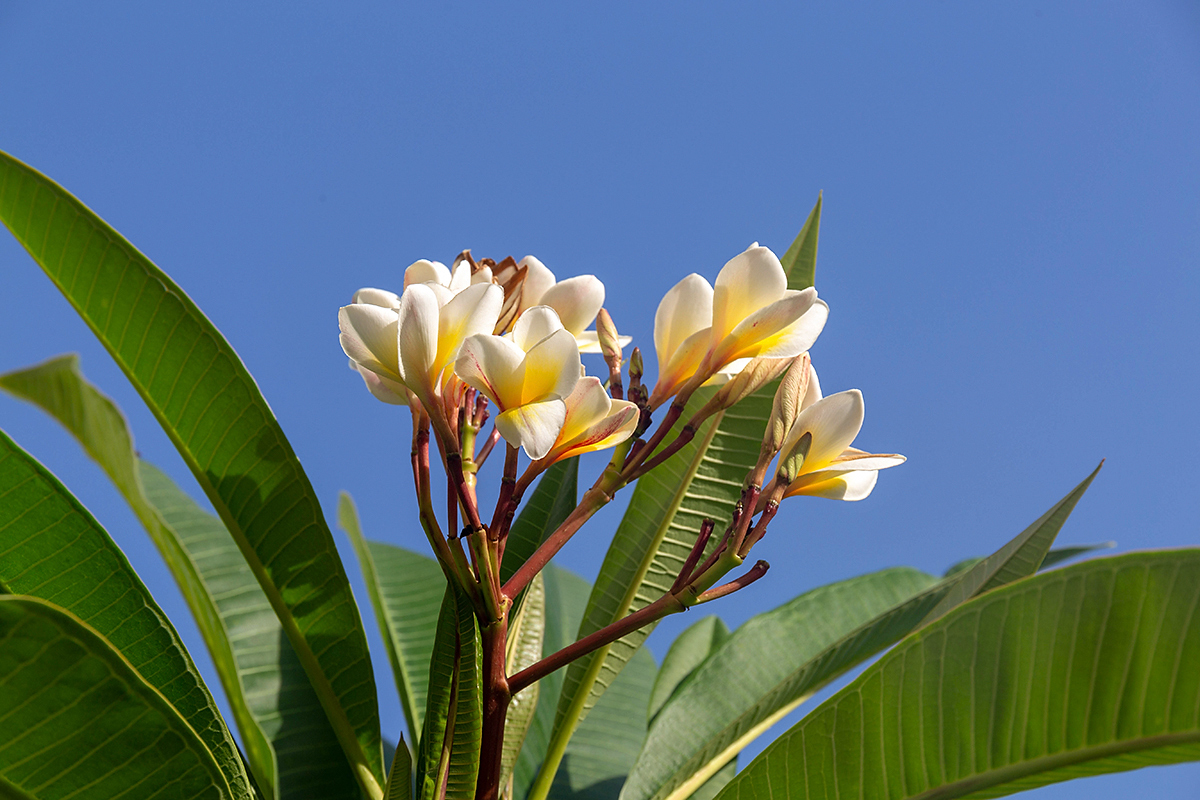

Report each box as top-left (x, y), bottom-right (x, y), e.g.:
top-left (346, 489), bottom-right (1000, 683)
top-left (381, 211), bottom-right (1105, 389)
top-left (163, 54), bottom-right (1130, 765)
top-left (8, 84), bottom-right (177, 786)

top-left (455, 307), bottom-right (583, 459)
top-left (514, 256), bottom-right (629, 353)
top-left (540, 376), bottom-right (639, 464)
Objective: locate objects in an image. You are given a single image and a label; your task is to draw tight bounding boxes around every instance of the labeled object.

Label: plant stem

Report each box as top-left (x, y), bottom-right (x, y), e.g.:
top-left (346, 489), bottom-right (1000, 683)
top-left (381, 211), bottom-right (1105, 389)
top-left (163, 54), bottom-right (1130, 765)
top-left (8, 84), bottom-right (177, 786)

top-left (475, 617), bottom-right (511, 800)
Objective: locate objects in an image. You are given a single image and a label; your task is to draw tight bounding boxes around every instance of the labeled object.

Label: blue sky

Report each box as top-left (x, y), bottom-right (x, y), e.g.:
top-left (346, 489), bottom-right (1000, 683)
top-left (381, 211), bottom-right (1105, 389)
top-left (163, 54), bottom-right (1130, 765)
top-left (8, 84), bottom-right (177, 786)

top-left (2, 2), bottom-right (1198, 797)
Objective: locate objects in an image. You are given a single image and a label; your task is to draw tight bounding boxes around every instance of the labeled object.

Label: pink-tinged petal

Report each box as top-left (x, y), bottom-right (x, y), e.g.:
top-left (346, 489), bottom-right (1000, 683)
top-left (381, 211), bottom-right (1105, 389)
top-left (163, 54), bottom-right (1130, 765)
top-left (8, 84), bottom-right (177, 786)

top-left (519, 328), bottom-right (582, 403)
top-left (404, 259), bottom-right (451, 288)
top-left (496, 400), bottom-right (568, 460)
top-left (654, 274), bottom-right (713, 373)
top-left (711, 245), bottom-right (787, 342)
top-left (554, 400), bottom-right (639, 459)
top-left (557, 377), bottom-right (613, 443)
top-left (339, 303), bottom-right (401, 380)
top-left (815, 451), bottom-right (906, 472)
top-left (650, 325), bottom-right (712, 406)
top-left (396, 284), bottom-right (441, 390)
top-left (436, 283), bottom-right (504, 376)
top-left (352, 287), bottom-right (401, 308)
top-left (540, 275), bottom-right (605, 336)
top-left (455, 333), bottom-right (527, 408)
top-left (782, 389), bottom-right (865, 473)
top-left (512, 306), bottom-right (566, 351)
top-left (353, 361), bottom-right (408, 405)
top-left (786, 470), bottom-right (878, 501)
top-left (518, 255), bottom-right (557, 313)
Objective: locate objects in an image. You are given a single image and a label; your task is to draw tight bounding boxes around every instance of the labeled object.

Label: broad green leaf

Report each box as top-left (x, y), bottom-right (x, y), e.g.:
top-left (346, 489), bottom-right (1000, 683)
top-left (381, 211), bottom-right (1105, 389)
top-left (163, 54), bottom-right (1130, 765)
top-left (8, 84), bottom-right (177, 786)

top-left (502, 459), bottom-right (580, 585)
top-left (502, 573), bottom-right (547, 793)
top-left (0, 595), bottom-right (235, 799)
top-left (647, 616), bottom-right (730, 725)
top-left (513, 565), bottom-right (594, 800)
top-left (386, 742), bottom-right (413, 800)
top-left (921, 463), bottom-right (1101, 625)
top-left (534, 207), bottom-right (823, 800)
top-left (550, 646), bottom-right (658, 800)
top-left (713, 549), bottom-right (1200, 800)
top-left (340, 493), bottom-right (447, 746)
top-left (623, 569), bottom-right (943, 800)
top-left (0, 150), bottom-right (384, 796)
top-left (1039, 540), bottom-right (1115, 570)
top-left (779, 194), bottom-right (821, 292)
top-left (416, 586), bottom-right (483, 800)
top-left (0, 354), bottom-right (358, 800)
top-left (686, 761), bottom-right (735, 800)
top-left (0, 429), bottom-right (252, 799)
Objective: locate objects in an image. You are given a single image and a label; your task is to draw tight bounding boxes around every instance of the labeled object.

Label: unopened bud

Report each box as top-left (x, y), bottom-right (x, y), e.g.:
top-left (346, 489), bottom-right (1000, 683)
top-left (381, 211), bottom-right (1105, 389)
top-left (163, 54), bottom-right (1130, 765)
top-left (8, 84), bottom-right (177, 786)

top-left (629, 347), bottom-right (644, 385)
top-left (764, 354), bottom-right (812, 454)
top-left (596, 309), bottom-right (622, 363)
top-left (777, 431), bottom-right (812, 486)
top-left (708, 357), bottom-right (793, 415)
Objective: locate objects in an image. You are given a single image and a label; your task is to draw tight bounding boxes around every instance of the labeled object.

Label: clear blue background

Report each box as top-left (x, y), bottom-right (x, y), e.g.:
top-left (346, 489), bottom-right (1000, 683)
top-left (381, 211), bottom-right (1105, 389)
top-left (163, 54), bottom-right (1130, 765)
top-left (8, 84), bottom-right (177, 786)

top-left (2, 2), bottom-right (1198, 797)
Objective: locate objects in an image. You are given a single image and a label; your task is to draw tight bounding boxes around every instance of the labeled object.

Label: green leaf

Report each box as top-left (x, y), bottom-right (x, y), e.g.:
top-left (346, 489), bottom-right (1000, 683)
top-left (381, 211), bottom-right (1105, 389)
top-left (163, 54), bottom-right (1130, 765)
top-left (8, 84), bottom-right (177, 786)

top-left (0, 595), bottom-right (236, 799)
top-left (779, 193), bottom-right (821, 291)
top-left (714, 549), bottom-right (1200, 800)
top-left (625, 568), bottom-right (943, 800)
top-left (416, 586), bottom-right (483, 800)
top-left (1039, 541), bottom-right (1116, 570)
top-left (513, 565), bottom-right (594, 800)
top-left (386, 742), bottom-right (413, 800)
top-left (1, 354), bottom-right (359, 800)
top-left (0, 150), bottom-right (384, 796)
top-left (502, 459), bottom-right (579, 585)
top-left (0, 429), bottom-right (252, 799)
top-left (550, 646), bottom-right (658, 800)
top-left (921, 462), bottom-right (1102, 625)
top-left (686, 760), bottom-right (735, 800)
top-left (647, 616), bottom-right (730, 725)
top-left (502, 573), bottom-right (547, 794)
top-left (340, 493), bottom-right (447, 746)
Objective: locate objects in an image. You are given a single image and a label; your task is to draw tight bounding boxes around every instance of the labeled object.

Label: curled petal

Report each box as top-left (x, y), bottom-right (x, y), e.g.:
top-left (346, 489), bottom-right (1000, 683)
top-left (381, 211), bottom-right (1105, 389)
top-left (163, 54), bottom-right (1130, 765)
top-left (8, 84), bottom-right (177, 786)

top-left (396, 284), bottom-right (441, 395)
top-left (496, 399), bottom-right (568, 460)
top-left (340, 303), bottom-right (401, 381)
top-left (351, 360), bottom-right (408, 405)
top-left (781, 390), bottom-right (865, 474)
top-left (540, 275), bottom-right (605, 336)
top-left (786, 469), bottom-right (879, 501)
top-left (518, 255), bottom-right (557, 313)
top-left (519, 328), bottom-right (582, 404)
top-left (556, 377), bottom-right (614, 443)
top-left (352, 288), bottom-right (400, 308)
top-left (455, 333), bottom-right (527, 408)
top-left (711, 245), bottom-right (788, 343)
top-left (573, 330), bottom-right (632, 354)
top-left (405, 259), bottom-right (451, 288)
top-left (709, 289), bottom-right (823, 369)
top-left (513, 306), bottom-right (566, 351)
top-left (818, 451), bottom-right (906, 472)
top-left (650, 325), bottom-right (712, 406)
top-left (654, 274), bottom-right (713, 374)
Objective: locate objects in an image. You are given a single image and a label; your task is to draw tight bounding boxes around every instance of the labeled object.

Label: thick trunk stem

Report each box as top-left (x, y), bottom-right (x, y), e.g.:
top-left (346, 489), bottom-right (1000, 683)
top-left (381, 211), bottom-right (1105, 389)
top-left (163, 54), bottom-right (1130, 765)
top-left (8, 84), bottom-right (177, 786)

top-left (475, 618), bottom-right (511, 800)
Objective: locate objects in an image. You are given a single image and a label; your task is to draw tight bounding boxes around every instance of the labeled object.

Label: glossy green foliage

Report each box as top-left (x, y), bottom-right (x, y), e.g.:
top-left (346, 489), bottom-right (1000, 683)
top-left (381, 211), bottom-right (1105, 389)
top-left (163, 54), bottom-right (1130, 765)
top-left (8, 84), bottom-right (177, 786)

top-left (0, 596), bottom-right (236, 799)
top-left (714, 550), bottom-right (1200, 800)
top-left (0, 429), bottom-right (251, 799)
top-left (647, 616), bottom-right (731, 726)
top-left (0, 354), bottom-right (356, 799)
top-left (0, 149), bottom-right (384, 793)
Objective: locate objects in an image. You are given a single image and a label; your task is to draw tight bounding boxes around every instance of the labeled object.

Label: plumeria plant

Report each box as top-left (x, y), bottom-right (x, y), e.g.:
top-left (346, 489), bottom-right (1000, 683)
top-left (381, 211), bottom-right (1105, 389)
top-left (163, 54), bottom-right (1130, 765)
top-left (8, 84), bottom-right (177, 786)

top-left (1, 147), bottom-right (1198, 800)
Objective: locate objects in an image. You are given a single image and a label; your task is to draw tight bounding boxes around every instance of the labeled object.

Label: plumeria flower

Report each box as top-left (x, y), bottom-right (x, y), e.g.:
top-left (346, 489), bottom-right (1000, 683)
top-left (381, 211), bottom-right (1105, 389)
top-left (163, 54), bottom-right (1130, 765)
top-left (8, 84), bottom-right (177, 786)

top-left (339, 279), bottom-right (503, 413)
top-left (404, 258), bottom-right (494, 295)
top-left (509, 256), bottom-right (630, 353)
top-left (455, 306), bottom-right (583, 459)
top-left (773, 387), bottom-right (905, 501)
top-left (651, 244), bottom-right (829, 407)
top-left (537, 376), bottom-right (640, 465)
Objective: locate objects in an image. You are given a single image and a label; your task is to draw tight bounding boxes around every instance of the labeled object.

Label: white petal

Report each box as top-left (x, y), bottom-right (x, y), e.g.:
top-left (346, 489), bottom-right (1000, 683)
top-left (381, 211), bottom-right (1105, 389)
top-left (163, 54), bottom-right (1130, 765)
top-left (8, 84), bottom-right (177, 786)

top-left (817, 452), bottom-right (906, 472)
top-left (789, 470), bottom-right (879, 501)
top-left (782, 389), bottom-right (865, 473)
top-left (519, 328), bottom-right (582, 403)
top-left (512, 306), bottom-right (566, 351)
top-left (455, 333), bottom-right (527, 408)
top-left (654, 274), bottom-right (713, 372)
top-left (448, 261), bottom-right (473, 292)
top-left (572, 331), bottom-right (632, 354)
top-left (651, 325), bottom-right (712, 405)
top-left (711, 245), bottom-right (787, 342)
top-left (396, 284), bottom-right (441, 390)
top-left (352, 287), bottom-right (400, 308)
top-left (496, 400), bottom-right (568, 460)
top-left (339, 303), bottom-right (401, 380)
top-left (719, 290), bottom-right (821, 363)
top-left (540, 275), bottom-right (605, 336)
top-left (518, 255), bottom-right (557, 312)
top-left (472, 266), bottom-right (494, 285)
top-left (558, 376), bottom-right (613, 444)
top-left (436, 283), bottom-right (504, 376)
top-left (405, 259), bottom-right (451, 288)
top-left (353, 362), bottom-right (408, 405)
top-left (801, 362), bottom-right (822, 409)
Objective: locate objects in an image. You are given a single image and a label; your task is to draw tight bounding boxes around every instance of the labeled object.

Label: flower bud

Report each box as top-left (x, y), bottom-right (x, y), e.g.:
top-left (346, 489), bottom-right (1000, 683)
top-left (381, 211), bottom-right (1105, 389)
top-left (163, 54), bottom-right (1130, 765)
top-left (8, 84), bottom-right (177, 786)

top-left (697, 356), bottom-right (794, 420)
top-left (777, 431), bottom-right (812, 485)
top-left (596, 308), bottom-right (622, 365)
top-left (764, 354), bottom-right (812, 455)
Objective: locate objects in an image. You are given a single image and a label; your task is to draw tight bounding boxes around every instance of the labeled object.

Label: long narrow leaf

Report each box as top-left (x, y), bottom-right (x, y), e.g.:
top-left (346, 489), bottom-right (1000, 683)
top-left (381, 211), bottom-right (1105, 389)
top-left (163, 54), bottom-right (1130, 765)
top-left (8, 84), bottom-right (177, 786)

top-left (647, 616), bottom-right (730, 726)
top-left (1, 353), bottom-right (359, 799)
top-left (0, 429), bottom-right (252, 799)
top-left (713, 550), bottom-right (1200, 800)
top-left (340, 493), bottom-right (447, 746)
top-left (0, 595), bottom-right (235, 800)
top-left (0, 150), bottom-right (384, 796)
